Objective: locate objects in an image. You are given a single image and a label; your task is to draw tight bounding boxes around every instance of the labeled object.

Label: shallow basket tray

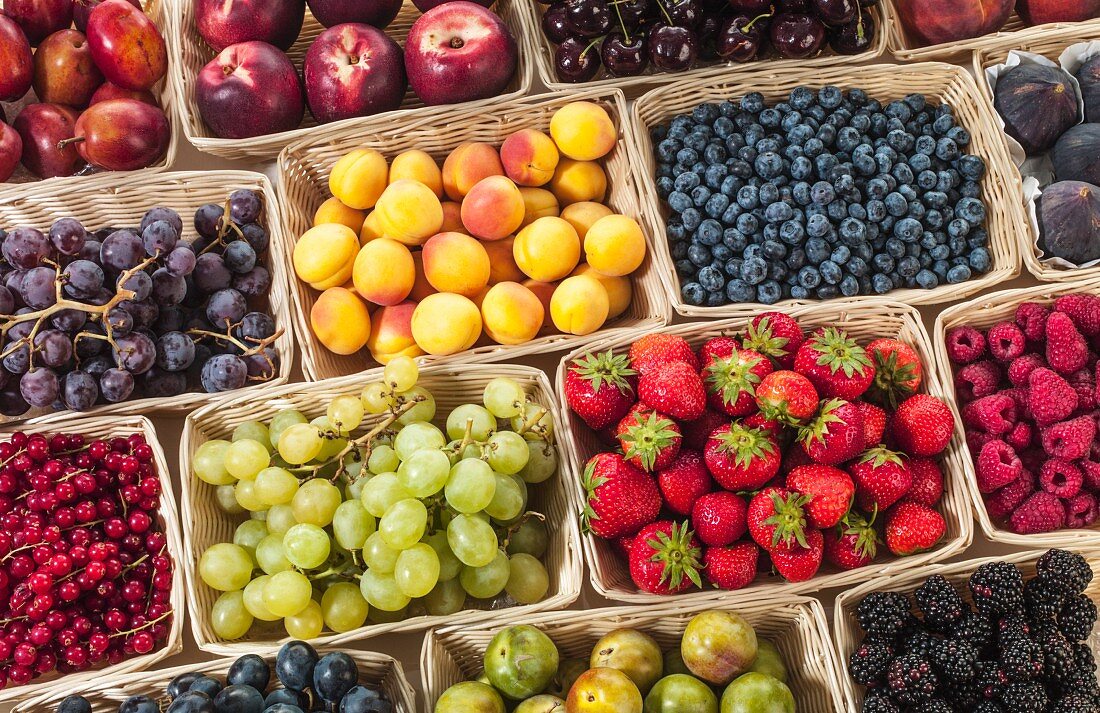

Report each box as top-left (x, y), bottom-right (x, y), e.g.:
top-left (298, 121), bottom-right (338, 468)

top-left (933, 275), bottom-right (1100, 548)
top-left (421, 595), bottom-right (846, 711)
top-left (165, 0), bottom-right (533, 161)
top-left (834, 548), bottom-right (1100, 712)
top-left (179, 362), bottom-right (582, 656)
top-left (277, 87), bottom-right (671, 382)
top-left (630, 61), bottom-right (1024, 318)
top-left (554, 299), bottom-right (973, 605)
top-left (12, 646), bottom-right (415, 712)
top-left (0, 415), bottom-right (185, 704)
top-left (0, 170), bottom-right (295, 424)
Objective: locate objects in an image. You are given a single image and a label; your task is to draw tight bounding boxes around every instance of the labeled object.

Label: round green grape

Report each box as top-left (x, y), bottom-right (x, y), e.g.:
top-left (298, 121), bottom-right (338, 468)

top-left (278, 423), bottom-right (324, 464)
top-left (486, 431), bottom-right (529, 475)
top-left (397, 449), bottom-right (450, 498)
top-left (233, 519), bottom-right (268, 557)
top-left (255, 466), bottom-right (299, 506)
top-left (446, 404), bottom-right (497, 441)
top-left (333, 500), bottom-right (375, 551)
top-left (505, 553), bottom-right (549, 604)
top-left (483, 377), bottom-right (526, 418)
top-left (242, 575), bottom-right (281, 621)
top-left (291, 478), bottom-right (342, 526)
top-left (232, 420), bottom-right (271, 448)
top-left (393, 422), bottom-right (446, 461)
top-left (360, 570), bottom-right (410, 612)
top-left (379, 498), bottom-right (428, 550)
top-left (361, 382), bottom-right (395, 415)
top-left (266, 503), bottom-right (298, 536)
top-left (255, 534), bottom-right (293, 575)
top-left (262, 570), bottom-right (313, 618)
top-left (447, 514), bottom-right (498, 568)
top-left (518, 441), bottom-right (558, 484)
top-left (233, 480), bottom-right (266, 512)
top-left (444, 459), bottom-right (496, 514)
top-left (194, 440), bottom-right (234, 485)
top-left (510, 403), bottom-right (554, 441)
top-left (345, 474), bottom-right (367, 501)
top-left (459, 550), bottom-right (510, 599)
top-left (394, 543), bottom-right (441, 598)
top-left (395, 386), bottom-right (436, 425)
top-left (360, 472), bottom-right (412, 518)
top-left (485, 474), bottom-right (526, 522)
top-left (268, 409), bottom-right (308, 449)
top-left (199, 543), bottom-right (254, 592)
top-left (368, 445), bottom-right (400, 474)
top-left (327, 394), bottom-right (365, 433)
top-left (506, 518), bottom-right (548, 559)
top-left (363, 531), bottom-right (399, 574)
top-left (224, 438), bottom-right (270, 481)
top-left (250, 509), bottom-right (267, 522)
top-left (216, 484), bottom-right (245, 515)
top-left (424, 531), bottom-right (462, 582)
top-left (424, 578), bottom-right (466, 616)
top-left (284, 599), bottom-right (324, 639)
top-left (309, 416), bottom-right (349, 461)
top-left (321, 582), bottom-right (370, 633)
top-left (283, 523), bottom-right (331, 570)
top-left (384, 356), bottom-right (419, 391)
top-left (211, 590), bottom-right (253, 640)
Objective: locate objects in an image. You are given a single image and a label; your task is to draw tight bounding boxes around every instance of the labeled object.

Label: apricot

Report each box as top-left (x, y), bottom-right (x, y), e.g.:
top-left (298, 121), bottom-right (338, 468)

top-left (518, 187), bottom-right (560, 228)
top-left (330, 148), bottom-right (388, 210)
top-left (442, 142), bottom-right (504, 201)
top-left (484, 237), bottom-right (526, 284)
top-left (461, 176), bottom-right (525, 241)
top-left (374, 179), bottom-right (443, 246)
top-left (550, 102), bottom-right (616, 161)
top-left (360, 210), bottom-right (384, 245)
top-left (550, 274), bottom-right (609, 335)
top-left (411, 293), bottom-right (482, 355)
top-left (311, 287), bottom-right (371, 355)
top-left (352, 238), bottom-right (415, 306)
top-left (314, 196), bottom-right (366, 235)
top-left (572, 263), bottom-right (631, 320)
top-left (440, 201), bottom-right (465, 233)
top-left (367, 301), bottom-right (423, 363)
top-left (409, 251), bottom-right (436, 302)
top-left (584, 214), bottom-right (646, 276)
top-left (500, 129), bottom-right (560, 187)
top-left (521, 279), bottom-right (557, 333)
top-left (293, 224), bottom-right (358, 289)
top-left (550, 160), bottom-right (607, 205)
top-left (389, 149), bottom-right (443, 197)
top-left (481, 282), bottom-right (544, 345)
top-left (514, 217), bottom-right (580, 282)
top-left (560, 201), bottom-right (613, 240)
top-left (422, 232), bottom-right (491, 297)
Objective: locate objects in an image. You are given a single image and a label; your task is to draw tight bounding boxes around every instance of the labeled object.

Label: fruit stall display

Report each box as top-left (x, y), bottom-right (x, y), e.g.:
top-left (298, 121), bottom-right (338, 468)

top-left (0, 0), bottom-right (176, 186)
top-left (0, 416), bottom-right (185, 704)
top-left (0, 170), bottom-right (294, 421)
top-left (834, 547), bottom-right (1100, 711)
top-left (555, 301), bottom-right (974, 605)
top-left (423, 598), bottom-right (845, 711)
top-left (277, 88), bottom-right (670, 382)
top-left (16, 642), bottom-right (415, 712)
top-left (522, 0), bottom-right (888, 90)
top-left (178, 362), bottom-right (581, 655)
top-left (169, 0), bottom-right (532, 160)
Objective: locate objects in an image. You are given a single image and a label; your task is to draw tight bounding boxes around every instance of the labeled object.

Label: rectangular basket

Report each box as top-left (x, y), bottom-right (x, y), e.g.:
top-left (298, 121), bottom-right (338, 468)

top-left (165, 0), bottom-right (534, 161)
top-left (833, 548), bottom-right (1100, 712)
top-left (277, 87), bottom-right (671, 382)
top-left (933, 274), bottom-right (1100, 548)
top-left (0, 169), bottom-right (295, 424)
top-left (553, 299), bottom-right (973, 605)
top-left (0, 415), bottom-right (185, 705)
top-left (630, 61), bottom-right (1024, 318)
top-left (12, 647), bottom-right (416, 713)
top-left (421, 595), bottom-right (847, 711)
top-left (179, 362), bottom-right (583, 656)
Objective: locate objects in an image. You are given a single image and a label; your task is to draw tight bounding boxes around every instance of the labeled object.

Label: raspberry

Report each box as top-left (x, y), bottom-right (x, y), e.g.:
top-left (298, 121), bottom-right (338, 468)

top-left (1008, 354), bottom-right (1045, 388)
top-left (1027, 368), bottom-right (1078, 425)
top-left (1045, 312), bottom-right (1090, 375)
top-left (956, 360), bottom-right (1003, 402)
top-left (946, 325), bottom-right (987, 364)
top-left (1036, 549), bottom-right (1093, 594)
top-left (1067, 368), bottom-right (1096, 412)
top-left (1006, 422), bottom-right (1033, 452)
top-left (985, 470), bottom-right (1036, 520)
top-left (968, 429), bottom-right (997, 453)
top-left (1064, 493), bottom-right (1098, 530)
top-left (1015, 302), bottom-right (1050, 342)
top-left (978, 440), bottom-right (1023, 493)
top-left (1039, 459), bottom-right (1083, 499)
top-left (963, 394), bottom-right (1017, 435)
top-left (1040, 416), bottom-right (1096, 461)
top-left (998, 387), bottom-right (1032, 419)
top-left (1053, 294), bottom-right (1100, 336)
top-left (906, 458), bottom-right (944, 507)
top-left (989, 322), bottom-right (1027, 363)
top-left (1009, 491), bottom-right (1067, 534)
top-left (1083, 459), bottom-right (1100, 491)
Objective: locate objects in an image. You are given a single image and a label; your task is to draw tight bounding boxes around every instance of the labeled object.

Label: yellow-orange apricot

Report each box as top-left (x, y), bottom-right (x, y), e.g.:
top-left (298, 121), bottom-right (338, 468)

top-left (441, 142), bottom-right (504, 201)
top-left (310, 287), bottom-right (371, 355)
top-left (329, 148), bottom-right (388, 210)
top-left (571, 263), bottom-right (632, 320)
top-left (411, 293), bottom-right (482, 355)
top-left (513, 216), bottom-right (580, 282)
top-left (409, 251), bottom-right (436, 302)
top-left (550, 274), bottom-right (609, 335)
top-left (550, 160), bottom-right (607, 205)
top-left (549, 102), bottom-right (616, 161)
top-left (440, 201), bottom-right (465, 233)
top-left (373, 179), bottom-right (444, 246)
top-left (422, 232), bottom-right (491, 297)
top-left (560, 201), bottom-right (612, 240)
top-left (293, 224), bottom-right (358, 289)
top-left (313, 196), bottom-right (366, 235)
top-left (460, 176), bottom-right (525, 241)
top-left (481, 282), bottom-right (544, 345)
top-left (359, 210), bottom-right (384, 245)
top-left (483, 237), bottom-right (526, 284)
top-left (518, 187), bottom-right (560, 229)
top-left (584, 214), bottom-right (646, 276)
top-left (500, 129), bottom-right (560, 187)
top-left (352, 238), bottom-right (415, 306)
top-left (388, 149), bottom-right (443, 197)
top-left (367, 301), bottom-right (423, 363)
top-left (521, 279), bottom-right (557, 333)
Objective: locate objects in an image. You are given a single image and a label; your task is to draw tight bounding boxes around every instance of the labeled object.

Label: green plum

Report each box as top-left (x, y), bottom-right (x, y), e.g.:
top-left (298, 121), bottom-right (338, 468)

top-left (565, 667), bottom-right (643, 713)
top-left (435, 681), bottom-right (506, 713)
top-left (515, 694), bottom-right (566, 712)
top-left (590, 628), bottom-right (664, 695)
top-left (720, 673), bottom-right (794, 713)
top-left (662, 648), bottom-right (691, 677)
top-left (549, 657), bottom-right (589, 698)
top-left (486, 625), bottom-right (560, 700)
top-left (643, 674), bottom-right (718, 713)
top-left (681, 612), bottom-right (758, 686)
top-left (746, 641), bottom-right (787, 684)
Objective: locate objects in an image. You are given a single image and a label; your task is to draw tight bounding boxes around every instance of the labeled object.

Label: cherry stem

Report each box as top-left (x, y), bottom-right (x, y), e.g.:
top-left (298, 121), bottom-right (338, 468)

top-left (612, 1), bottom-right (631, 45)
top-left (107, 608), bottom-right (173, 639)
top-left (743, 10), bottom-right (773, 31)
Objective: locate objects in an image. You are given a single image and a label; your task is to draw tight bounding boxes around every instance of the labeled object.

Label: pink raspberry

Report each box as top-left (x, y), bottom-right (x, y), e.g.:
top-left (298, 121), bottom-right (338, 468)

top-left (1064, 492), bottom-right (1098, 529)
top-left (1008, 491), bottom-right (1066, 534)
top-left (1040, 416), bottom-right (1096, 461)
top-left (1027, 368), bottom-right (1079, 425)
top-left (967, 429), bottom-right (997, 453)
top-left (998, 388), bottom-right (1033, 422)
top-left (954, 361), bottom-right (1002, 402)
top-left (1082, 459), bottom-right (1100, 492)
top-left (988, 321), bottom-right (1027, 363)
top-left (1045, 311), bottom-right (1089, 375)
top-left (1039, 458), bottom-right (1083, 499)
top-left (1007, 354), bottom-right (1045, 388)
top-left (1053, 294), bottom-right (1100, 336)
top-left (906, 458), bottom-right (943, 507)
top-left (1015, 302), bottom-right (1050, 342)
top-left (977, 439), bottom-right (1022, 493)
top-left (962, 394), bottom-right (1017, 435)
top-left (1006, 421), bottom-right (1033, 452)
top-left (1068, 368), bottom-right (1097, 412)
top-left (985, 470), bottom-right (1035, 520)
top-left (946, 326), bottom-right (987, 365)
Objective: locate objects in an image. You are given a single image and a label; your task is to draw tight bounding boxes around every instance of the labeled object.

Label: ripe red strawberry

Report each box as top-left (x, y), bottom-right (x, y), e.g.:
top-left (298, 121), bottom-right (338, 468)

top-left (690, 491), bottom-right (748, 546)
top-left (866, 338), bottom-right (923, 408)
top-left (786, 464), bottom-right (855, 529)
top-left (628, 520), bottom-right (703, 595)
top-left (855, 401), bottom-right (886, 446)
top-left (657, 449), bottom-right (712, 516)
top-left (703, 422), bottom-right (781, 490)
top-left (797, 398), bottom-right (866, 465)
top-left (681, 409), bottom-right (729, 451)
top-left (615, 535), bottom-right (635, 558)
top-left (703, 541), bottom-right (759, 590)
top-left (848, 446), bottom-right (913, 511)
top-left (698, 335), bottom-right (740, 366)
top-left (883, 502), bottom-right (945, 556)
top-left (639, 361), bottom-right (707, 421)
top-left (563, 349), bottom-right (637, 430)
top-left (747, 486), bottom-right (811, 552)
top-left (616, 405), bottom-right (682, 472)
top-left (581, 453), bottom-right (661, 539)
top-left (743, 411), bottom-right (782, 436)
top-left (905, 458), bottom-right (944, 507)
top-left (794, 327), bottom-right (875, 400)
top-left (771, 528), bottom-right (824, 582)
top-left (891, 394), bottom-right (954, 457)
top-left (742, 311), bottom-right (804, 369)
top-left (630, 334), bottom-right (698, 376)
top-left (704, 348), bottom-right (772, 417)
top-left (823, 510), bottom-right (879, 570)
top-left (755, 370), bottom-right (819, 424)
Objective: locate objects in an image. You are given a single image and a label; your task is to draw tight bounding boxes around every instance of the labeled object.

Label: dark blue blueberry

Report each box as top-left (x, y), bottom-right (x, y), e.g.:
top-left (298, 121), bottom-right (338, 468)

top-left (871, 273), bottom-right (893, 294)
top-left (968, 228), bottom-right (989, 249)
top-left (866, 178), bottom-right (889, 201)
top-left (721, 202), bottom-right (743, 224)
top-left (656, 139), bottom-right (681, 163)
top-left (831, 245), bottom-right (851, 264)
top-left (885, 101), bottom-right (912, 123)
top-left (721, 174), bottom-right (740, 195)
top-left (667, 191), bottom-right (691, 214)
top-left (754, 152), bottom-right (783, 180)
top-left (819, 86), bottom-right (843, 109)
top-left (790, 156), bottom-right (813, 181)
top-left (909, 153), bottom-right (933, 174)
top-left (804, 237), bottom-right (830, 264)
top-left (705, 290), bottom-right (726, 307)
top-left (884, 192), bottom-right (908, 217)
top-left (837, 127), bottom-right (862, 153)
top-left (741, 92), bottom-right (765, 114)
top-left (756, 280), bottom-right (783, 304)
top-left (768, 261), bottom-right (789, 282)
top-left (691, 185), bottom-right (712, 207)
top-left (837, 218), bottom-right (867, 246)
top-left (756, 138), bottom-right (781, 154)
top-left (676, 259), bottom-right (695, 277)
top-left (873, 253), bottom-right (895, 274)
top-left (932, 113), bottom-right (954, 135)
top-left (936, 170), bottom-right (957, 193)
top-left (789, 86), bottom-right (815, 109)
top-left (886, 130), bottom-right (914, 153)
top-left (897, 255), bottom-right (920, 278)
top-left (119, 696), bottom-right (158, 713)
top-left (712, 244), bottom-right (733, 262)
top-left (713, 116), bottom-right (736, 138)
top-left (59, 697), bottom-right (93, 713)
top-left (847, 203), bottom-right (868, 221)
top-left (827, 201), bottom-right (849, 222)
top-left (946, 218), bottom-right (970, 238)
top-left (788, 124), bottom-right (815, 145)
top-left (903, 93), bottom-right (926, 113)
top-left (935, 137), bottom-right (959, 162)
top-left (875, 152), bottom-right (893, 174)
top-left (956, 197), bottom-right (985, 225)
top-left (915, 269), bottom-right (939, 289)
top-left (784, 144), bottom-right (805, 163)
top-left (790, 285), bottom-right (810, 299)
top-left (803, 138), bottom-right (825, 158)
top-left (816, 284), bottom-right (840, 299)
top-left (704, 144), bottom-right (728, 165)
top-left (735, 213), bottom-right (759, 235)
top-left (948, 236), bottom-right (966, 256)
top-left (740, 256), bottom-right (768, 285)
top-left (705, 193), bottom-right (730, 218)
top-left (894, 217), bottom-right (922, 243)
top-left (819, 260), bottom-right (842, 284)
top-left (847, 256), bottom-right (869, 277)
top-left (704, 164), bottom-right (728, 189)
top-left (798, 266), bottom-right (822, 289)
top-left (698, 266), bottom-right (725, 292)
top-left (932, 260), bottom-right (950, 279)
top-left (923, 190), bottom-right (948, 209)
top-left (881, 215), bottom-right (897, 234)
top-left (805, 213), bottom-right (830, 239)
top-left (684, 132), bottom-right (707, 152)
top-left (961, 181), bottom-right (981, 199)
top-left (759, 108), bottom-right (781, 128)
top-left (670, 241), bottom-right (689, 260)
top-left (695, 219), bottom-right (723, 246)
top-left (839, 275), bottom-right (860, 296)
top-left (898, 184), bottom-right (918, 201)
top-left (853, 154), bottom-right (877, 176)
top-left (656, 176), bottom-right (675, 199)
top-left (723, 229), bottom-right (748, 252)
top-left (758, 183), bottom-right (780, 205)
top-left (682, 208), bottom-right (702, 231)
top-left (891, 162), bottom-right (915, 185)
top-left (676, 148), bottom-right (699, 166)
top-left (693, 103), bottom-right (719, 124)
top-left (816, 153), bottom-right (839, 178)
top-left (786, 247), bottom-right (807, 270)
top-left (791, 182), bottom-right (813, 206)
top-left (930, 244), bottom-right (950, 261)
top-left (726, 279), bottom-right (756, 303)
top-left (915, 169), bottom-right (938, 191)
top-left (681, 282), bottom-right (705, 306)
top-left (969, 247), bottom-right (991, 273)
top-left (907, 201), bottom-right (926, 221)
top-left (764, 202), bottom-right (793, 224)
top-left (743, 244), bottom-right (763, 260)
top-left (724, 257), bottom-right (743, 276)
top-left (761, 239), bottom-right (786, 260)
top-left (869, 113), bottom-right (889, 137)
top-left (667, 222), bottom-right (688, 243)
top-left (811, 181), bottom-right (835, 206)
top-left (737, 185), bottom-right (759, 210)
top-left (947, 126), bottom-right (971, 146)
top-left (730, 158), bottom-right (753, 178)
top-left (688, 244), bottom-right (711, 267)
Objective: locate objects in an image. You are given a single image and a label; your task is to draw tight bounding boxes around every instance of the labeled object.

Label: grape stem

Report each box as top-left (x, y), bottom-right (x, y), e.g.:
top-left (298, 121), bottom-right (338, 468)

top-left (185, 326), bottom-right (285, 381)
top-left (198, 196), bottom-right (247, 257)
top-left (301, 396), bottom-right (426, 482)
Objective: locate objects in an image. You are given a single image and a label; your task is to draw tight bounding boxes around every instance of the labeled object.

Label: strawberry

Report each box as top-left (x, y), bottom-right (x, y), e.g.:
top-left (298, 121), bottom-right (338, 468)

top-left (630, 334), bottom-right (698, 377)
top-left (848, 446), bottom-right (913, 511)
top-left (823, 510), bottom-right (879, 570)
top-left (690, 491), bottom-right (748, 546)
top-left (855, 401), bottom-right (886, 446)
top-left (742, 311), bottom-right (804, 369)
top-left (615, 535), bottom-right (635, 558)
top-left (628, 520), bottom-right (703, 595)
top-left (747, 486), bottom-right (811, 551)
top-left (704, 348), bottom-right (772, 418)
top-left (794, 327), bottom-right (875, 400)
top-left (563, 349), bottom-right (637, 430)
top-left (797, 398), bottom-right (865, 465)
top-left (703, 422), bottom-right (781, 490)
top-left (698, 335), bottom-right (740, 366)
top-left (703, 541), bottom-right (759, 590)
top-left (865, 338), bottom-right (924, 408)
top-left (755, 370), bottom-right (819, 424)
top-left (786, 464), bottom-right (855, 529)
top-left (905, 458), bottom-right (944, 507)
top-left (891, 394), bottom-right (954, 457)
top-left (639, 361), bottom-right (707, 421)
top-left (883, 502), bottom-right (945, 556)
top-left (581, 453), bottom-right (661, 539)
top-left (743, 411), bottom-right (782, 437)
top-left (657, 449), bottom-right (712, 516)
top-left (771, 528), bottom-right (824, 582)
top-left (681, 409), bottom-right (729, 450)
top-left (616, 405), bottom-right (682, 472)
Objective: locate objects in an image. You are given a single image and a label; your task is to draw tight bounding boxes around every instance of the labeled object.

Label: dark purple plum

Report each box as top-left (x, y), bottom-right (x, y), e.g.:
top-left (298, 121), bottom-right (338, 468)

top-left (769, 13), bottom-right (825, 58)
top-left (601, 31), bottom-right (649, 76)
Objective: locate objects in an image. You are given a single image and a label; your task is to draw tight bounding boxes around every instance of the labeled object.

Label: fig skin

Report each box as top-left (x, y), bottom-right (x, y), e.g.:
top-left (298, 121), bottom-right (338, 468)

top-left (1039, 180), bottom-right (1100, 265)
top-left (993, 64), bottom-right (1080, 155)
top-left (1052, 124), bottom-right (1100, 186)
top-left (1075, 55), bottom-right (1100, 124)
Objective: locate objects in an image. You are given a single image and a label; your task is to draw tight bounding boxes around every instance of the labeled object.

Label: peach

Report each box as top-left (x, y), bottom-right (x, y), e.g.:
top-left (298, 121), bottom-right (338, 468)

top-left (367, 301), bottom-right (423, 363)
top-left (293, 224), bottom-right (358, 289)
top-left (460, 175), bottom-right (525, 241)
top-left (440, 201), bottom-right (465, 233)
top-left (411, 293), bottom-right (482, 355)
top-left (484, 237), bottom-right (526, 284)
top-left (352, 237), bottom-right (415, 306)
top-left (560, 201), bottom-right (612, 240)
top-left (329, 148), bottom-right (388, 210)
top-left (521, 279), bottom-right (557, 333)
top-left (409, 251), bottom-right (436, 302)
top-left (359, 210), bottom-right (384, 245)
top-left (549, 102), bottom-right (616, 161)
top-left (572, 263), bottom-right (631, 320)
top-left (513, 216), bottom-right (580, 282)
top-left (500, 128), bottom-right (559, 186)
top-left (584, 214), bottom-right (646, 276)
top-left (374, 179), bottom-right (444, 246)
top-left (550, 159), bottom-right (607, 205)
top-left (550, 274), bottom-right (609, 335)
top-left (388, 148), bottom-right (443, 197)
top-left (313, 196), bottom-right (366, 234)
top-left (518, 187), bottom-right (559, 228)
top-left (480, 281), bottom-right (544, 345)
top-left (311, 287), bottom-right (371, 355)
top-left (441, 141), bottom-right (504, 201)
top-left (422, 231), bottom-right (490, 297)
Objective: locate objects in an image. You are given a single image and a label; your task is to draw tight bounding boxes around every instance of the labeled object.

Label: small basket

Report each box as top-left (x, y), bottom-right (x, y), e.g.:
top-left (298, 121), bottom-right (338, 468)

top-left (179, 362), bottom-right (583, 656)
top-left (165, 0), bottom-right (534, 161)
top-left (277, 87), bottom-right (671, 382)
top-left (630, 61), bottom-right (1024, 318)
top-left (834, 548), bottom-right (1100, 712)
top-left (421, 595), bottom-right (847, 711)
top-left (12, 647), bottom-right (416, 713)
top-left (0, 415), bottom-right (185, 704)
top-left (554, 299), bottom-right (973, 605)
top-left (933, 275), bottom-right (1100, 548)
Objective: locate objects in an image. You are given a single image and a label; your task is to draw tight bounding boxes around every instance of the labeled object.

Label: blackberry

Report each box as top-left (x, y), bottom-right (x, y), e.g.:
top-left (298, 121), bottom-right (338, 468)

top-left (940, 678), bottom-right (982, 710)
top-left (862, 690), bottom-right (901, 713)
top-left (913, 700), bottom-right (952, 713)
top-left (1032, 624), bottom-right (1075, 685)
top-left (998, 619), bottom-right (1042, 682)
top-left (914, 574), bottom-right (966, 631)
top-left (1057, 594), bottom-right (1098, 642)
top-left (970, 562), bottom-right (1025, 618)
top-left (975, 661), bottom-right (1008, 701)
top-left (931, 638), bottom-right (978, 682)
top-left (998, 681), bottom-right (1047, 713)
top-left (1023, 575), bottom-right (1067, 623)
top-left (886, 653), bottom-right (938, 705)
top-left (856, 592), bottom-right (912, 640)
top-left (1035, 549), bottom-right (1093, 594)
top-left (849, 639), bottom-right (894, 686)
top-left (1050, 693), bottom-right (1099, 713)
top-left (953, 610), bottom-right (993, 650)
top-left (974, 703), bottom-right (1006, 713)
top-left (902, 629), bottom-right (942, 660)
top-left (1071, 641), bottom-right (1098, 679)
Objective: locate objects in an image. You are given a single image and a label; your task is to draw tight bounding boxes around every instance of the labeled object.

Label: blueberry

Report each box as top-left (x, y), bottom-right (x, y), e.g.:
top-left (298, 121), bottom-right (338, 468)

top-left (726, 279), bottom-right (756, 303)
top-left (704, 164), bottom-right (729, 189)
top-left (948, 236), bottom-right (966, 256)
top-left (790, 86), bottom-right (815, 109)
top-left (741, 92), bottom-right (765, 114)
top-left (935, 137), bottom-right (960, 162)
top-left (698, 266), bottom-right (725, 292)
top-left (724, 257), bottom-right (743, 276)
top-left (681, 282), bottom-right (706, 306)
top-left (946, 218), bottom-right (970, 238)
top-left (756, 280), bottom-right (782, 304)
top-left (741, 257), bottom-right (767, 285)
top-left (847, 256), bottom-right (869, 277)
top-left (754, 152), bottom-right (783, 180)
top-left (656, 176), bottom-right (675, 200)
top-left (790, 285), bottom-right (810, 299)
top-left (761, 240), bottom-right (786, 260)
top-left (830, 245), bottom-right (851, 264)
top-left (704, 144), bottom-right (728, 165)
top-left (670, 242), bottom-right (689, 260)
top-left (873, 253), bottom-right (895, 274)
top-left (866, 178), bottom-right (889, 201)
top-left (893, 218), bottom-right (922, 243)
top-left (712, 244), bottom-right (733, 262)
top-left (737, 185), bottom-right (760, 210)
top-left (667, 191), bottom-right (691, 214)
top-left (758, 183), bottom-right (780, 205)
top-left (907, 202), bottom-right (926, 221)
top-left (818, 260), bottom-right (842, 285)
top-left (719, 100), bottom-right (738, 117)
top-left (798, 266), bottom-right (822, 288)
top-left (789, 156), bottom-right (813, 181)
top-left (791, 182), bottom-right (812, 206)
top-left (848, 203), bottom-right (868, 221)
top-left (656, 139), bottom-right (681, 163)
top-left (682, 208), bottom-right (702, 231)
top-left (914, 269), bottom-right (939, 289)
top-left (723, 229), bottom-right (748, 251)
top-left (839, 275), bottom-right (860, 296)
top-left (968, 228), bottom-right (989, 249)
top-left (684, 133), bottom-right (707, 153)
top-left (932, 114), bottom-right (954, 135)
top-left (930, 244), bottom-right (950, 261)
top-left (668, 222), bottom-right (688, 243)
top-left (837, 218), bottom-right (867, 246)
top-left (853, 154), bottom-right (877, 176)
top-left (884, 192), bottom-right (908, 217)
top-left (735, 213), bottom-right (759, 235)
top-left (961, 181), bottom-right (981, 199)
top-left (957, 197), bottom-right (985, 225)
top-left (969, 247), bottom-right (991, 273)
top-left (886, 130), bottom-right (914, 153)
top-left (898, 184), bottom-right (918, 202)
top-left (695, 219), bottom-right (723, 246)
top-left (804, 213), bottom-right (830, 240)
top-left (936, 170), bottom-right (957, 193)
top-left (947, 126), bottom-right (971, 146)
top-left (871, 273), bottom-right (893, 294)
top-left (690, 185), bottom-right (711, 207)
top-left (897, 255), bottom-right (920, 278)
top-left (743, 244), bottom-right (763, 260)
top-left (816, 284), bottom-right (840, 299)
top-left (768, 261), bottom-right (789, 282)
top-left (764, 202), bottom-right (793, 224)
top-left (810, 181), bottom-right (835, 206)
top-left (714, 117), bottom-right (736, 138)
top-left (891, 163), bottom-right (915, 185)
top-left (688, 244), bottom-right (711, 267)
top-left (804, 137), bottom-right (825, 158)
top-left (932, 260), bottom-right (950, 279)
top-left (916, 169), bottom-right (938, 191)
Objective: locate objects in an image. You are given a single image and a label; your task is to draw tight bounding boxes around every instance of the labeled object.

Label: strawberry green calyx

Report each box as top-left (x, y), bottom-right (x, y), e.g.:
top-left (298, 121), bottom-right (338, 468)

top-left (763, 490), bottom-right (812, 550)
top-left (810, 327), bottom-right (872, 377)
top-left (859, 445), bottom-right (906, 468)
top-left (742, 317), bottom-right (789, 361)
top-left (705, 352), bottom-right (764, 407)
top-left (797, 398), bottom-right (845, 447)
top-left (715, 422), bottom-right (777, 468)
top-left (839, 508), bottom-right (879, 560)
top-left (570, 349), bottom-right (636, 394)
top-left (644, 521), bottom-right (703, 589)
top-left (580, 459), bottom-right (607, 533)
top-left (622, 412), bottom-right (679, 471)
top-left (869, 349), bottom-right (920, 408)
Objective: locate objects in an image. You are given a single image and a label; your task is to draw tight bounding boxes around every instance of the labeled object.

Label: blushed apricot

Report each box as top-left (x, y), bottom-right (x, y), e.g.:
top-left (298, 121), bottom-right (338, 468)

top-left (584, 214), bottom-right (646, 276)
top-left (389, 149), bottom-right (443, 197)
top-left (329, 148), bottom-right (388, 210)
top-left (571, 263), bottom-right (631, 320)
top-left (518, 187), bottom-right (560, 228)
top-left (550, 274), bottom-right (609, 335)
top-left (521, 279), bottom-right (557, 333)
top-left (549, 102), bottom-right (616, 161)
top-left (360, 210), bottom-right (384, 245)
top-left (373, 179), bottom-right (443, 246)
top-left (411, 293), bottom-right (482, 355)
top-left (460, 176), bottom-right (525, 241)
top-left (500, 128), bottom-right (560, 186)
top-left (367, 301), bottom-right (423, 363)
top-left (422, 232), bottom-right (491, 297)
top-left (311, 287), bottom-right (371, 355)
top-left (440, 201), bottom-right (465, 233)
top-left (550, 159), bottom-right (607, 205)
top-left (313, 196), bottom-right (366, 234)
top-left (560, 201), bottom-right (612, 240)
top-left (442, 142), bottom-right (504, 201)
top-left (513, 216), bottom-right (580, 282)
top-left (352, 238), bottom-right (415, 306)
top-left (293, 224), bottom-right (358, 289)
top-left (484, 237), bottom-right (526, 284)
top-left (481, 282), bottom-right (544, 345)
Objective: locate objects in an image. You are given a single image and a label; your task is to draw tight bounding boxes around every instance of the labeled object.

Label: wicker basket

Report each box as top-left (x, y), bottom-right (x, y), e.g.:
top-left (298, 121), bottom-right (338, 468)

top-left (179, 362), bottom-right (583, 656)
top-left (12, 647), bottom-right (416, 713)
top-left (933, 275), bottom-right (1100, 548)
top-left (518, 0), bottom-right (888, 95)
top-left (0, 169), bottom-right (295, 424)
top-left (554, 299), bottom-right (973, 605)
top-left (0, 415), bottom-right (185, 704)
top-left (631, 61), bottom-right (1024, 318)
top-left (834, 548), bottom-right (1100, 712)
top-left (165, 0), bottom-right (533, 161)
top-left (277, 88), bottom-right (671, 382)
top-left (421, 595), bottom-right (846, 711)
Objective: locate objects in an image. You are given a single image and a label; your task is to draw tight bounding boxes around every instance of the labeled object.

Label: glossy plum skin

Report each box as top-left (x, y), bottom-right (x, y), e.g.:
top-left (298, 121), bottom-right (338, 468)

top-left (12, 102), bottom-right (83, 178)
top-left (71, 98), bottom-right (170, 171)
top-left (0, 14), bottom-right (33, 101)
top-left (86, 0), bottom-right (168, 91)
top-left (4, 0), bottom-right (73, 45)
